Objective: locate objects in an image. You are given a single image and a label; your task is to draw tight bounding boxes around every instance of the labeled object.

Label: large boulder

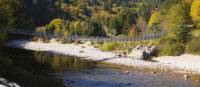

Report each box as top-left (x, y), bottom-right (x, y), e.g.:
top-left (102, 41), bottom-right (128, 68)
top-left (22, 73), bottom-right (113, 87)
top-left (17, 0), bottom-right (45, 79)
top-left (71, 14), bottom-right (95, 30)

top-left (85, 41), bottom-right (93, 45)
top-left (128, 45), bottom-right (157, 60)
top-left (128, 50), bottom-right (149, 59)
top-left (148, 46), bottom-right (157, 55)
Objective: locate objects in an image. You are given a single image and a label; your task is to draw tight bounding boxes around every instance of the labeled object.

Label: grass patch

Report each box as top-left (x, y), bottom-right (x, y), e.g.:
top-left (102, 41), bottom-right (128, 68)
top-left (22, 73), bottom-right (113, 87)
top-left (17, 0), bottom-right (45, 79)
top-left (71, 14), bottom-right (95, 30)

top-left (101, 42), bottom-right (122, 51)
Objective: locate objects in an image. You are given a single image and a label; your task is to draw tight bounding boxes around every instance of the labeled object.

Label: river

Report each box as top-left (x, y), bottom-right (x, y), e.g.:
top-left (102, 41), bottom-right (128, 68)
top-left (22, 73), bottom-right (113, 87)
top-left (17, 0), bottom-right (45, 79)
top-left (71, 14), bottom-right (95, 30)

top-left (0, 34), bottom-right (200, 87)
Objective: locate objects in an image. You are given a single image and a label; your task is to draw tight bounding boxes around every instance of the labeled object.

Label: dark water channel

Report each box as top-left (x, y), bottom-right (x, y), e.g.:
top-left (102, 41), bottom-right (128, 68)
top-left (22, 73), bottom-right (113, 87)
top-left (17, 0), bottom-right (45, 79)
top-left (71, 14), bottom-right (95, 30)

top-left (1, 34), bottom-right (200, 87)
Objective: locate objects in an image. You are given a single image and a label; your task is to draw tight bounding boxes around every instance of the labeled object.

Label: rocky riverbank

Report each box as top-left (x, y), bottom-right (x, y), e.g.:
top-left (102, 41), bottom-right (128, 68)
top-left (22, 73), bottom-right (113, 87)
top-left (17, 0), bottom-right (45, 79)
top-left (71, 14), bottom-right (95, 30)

top-left (6, 40), bottom-right (200, 74)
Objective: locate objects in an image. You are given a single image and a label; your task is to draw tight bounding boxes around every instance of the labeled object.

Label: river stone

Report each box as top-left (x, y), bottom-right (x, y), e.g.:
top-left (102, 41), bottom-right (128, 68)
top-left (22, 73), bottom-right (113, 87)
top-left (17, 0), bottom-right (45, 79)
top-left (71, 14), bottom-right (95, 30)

top-left (183, 75), bottom-right (189, 78)
top-left (85, 41), bottom-right (93, 45)
top-left (49, 38), bottom-right (57, 43)
top-left (128, 50), bottom-right (149, 60)
top-left (0, 78), bottom-right (20, 87)
top-left (147, 46), bottom-right (157, 55)
top-left (151, 71), bottom-right (156, 74)
top-left (0, 84), bottom-right (7, 87)
top-left (128, 45), bottom-right (157, 60)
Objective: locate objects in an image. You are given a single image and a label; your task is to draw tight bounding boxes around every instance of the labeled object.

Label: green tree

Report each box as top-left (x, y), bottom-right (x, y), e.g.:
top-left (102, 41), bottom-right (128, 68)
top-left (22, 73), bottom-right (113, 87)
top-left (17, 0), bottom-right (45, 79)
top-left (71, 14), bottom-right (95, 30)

top-left (90, 21), bottom-right (105, 36)
top-left (166, 4), bottom-right (187, 34)
top-left (166, 4), bottom-right (191, 43)
top-left (149, 23), bottom-right (161, 33)
top-left (175, 25), bottom-right (191, 43)
top-left (0, 0), bottom-right (20, 28)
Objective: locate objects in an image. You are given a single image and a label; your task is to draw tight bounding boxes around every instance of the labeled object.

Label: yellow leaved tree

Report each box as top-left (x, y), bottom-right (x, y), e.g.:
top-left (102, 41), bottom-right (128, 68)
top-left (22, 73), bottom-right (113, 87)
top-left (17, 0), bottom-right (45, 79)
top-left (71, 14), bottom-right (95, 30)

top-left (148, 12), bottom-right (162, 27)
top-left (48, 18), bottom-right (62, 34)
top-left (190, 0), bottom-right (200, 23)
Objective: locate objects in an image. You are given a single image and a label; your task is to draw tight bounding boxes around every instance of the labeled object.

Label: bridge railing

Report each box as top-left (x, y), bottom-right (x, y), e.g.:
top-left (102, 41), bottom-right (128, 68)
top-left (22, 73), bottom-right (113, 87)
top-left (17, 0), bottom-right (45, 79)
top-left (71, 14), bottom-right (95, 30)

top-left (37, 31), bottom-right (166, 42)
top-left (0, 28), bottom-right (166, 42)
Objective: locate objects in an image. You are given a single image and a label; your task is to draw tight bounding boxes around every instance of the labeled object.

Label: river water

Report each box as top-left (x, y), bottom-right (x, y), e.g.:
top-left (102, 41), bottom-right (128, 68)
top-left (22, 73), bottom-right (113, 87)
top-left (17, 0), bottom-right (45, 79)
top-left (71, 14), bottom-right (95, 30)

top-left (1, 34), bottom-right (200, 87)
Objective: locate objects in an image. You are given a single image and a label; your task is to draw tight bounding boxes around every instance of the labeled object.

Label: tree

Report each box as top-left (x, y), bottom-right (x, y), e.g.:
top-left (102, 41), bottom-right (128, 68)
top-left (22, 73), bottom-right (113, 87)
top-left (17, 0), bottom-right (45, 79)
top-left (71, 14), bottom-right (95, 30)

top-left (165, 4), bottom-right (191, 43)
top-left (122, 13), bottom-right (137, 35)
top-left (137, 1), bottom-right (151, 22)
top-left (73, 20), bottom-right (82, 35)
top-left (175, 25), bottom-right (190, 43)
top-left (148, 12), bottom-right (162, 27)
top-left (161, 0), bottom-right (180, 10)
top-left (149, 23), bottom-right (161, 33)
top-left (90, 21), bottom-right (105, 36)
top-left (80, 21), bottom-right (94, 36)
top-left (0, 0), bottom-right (20, 28)
top-left (47, 18), bottom-right (62, 37)
top-left (190, 0), bottom-right (200, 28)
top-left (136, 16), bottom-right (148, 33)
top-left (166, 4), bottom-right (187, 33)
top-left (128, 25), bottom-right (137, 36)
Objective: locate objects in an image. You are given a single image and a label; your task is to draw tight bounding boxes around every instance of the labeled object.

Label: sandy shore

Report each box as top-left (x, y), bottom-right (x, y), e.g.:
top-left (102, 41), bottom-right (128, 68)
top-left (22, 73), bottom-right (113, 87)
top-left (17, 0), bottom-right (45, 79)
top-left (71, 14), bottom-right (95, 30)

top-left (7, 40), bottom-right (200, 74)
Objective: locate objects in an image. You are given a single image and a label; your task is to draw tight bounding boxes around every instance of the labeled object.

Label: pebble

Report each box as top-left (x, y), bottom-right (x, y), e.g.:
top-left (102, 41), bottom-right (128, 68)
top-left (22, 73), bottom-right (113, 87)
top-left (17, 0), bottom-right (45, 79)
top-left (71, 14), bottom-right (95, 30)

top-left (124, 71), bottom-right (130, 74)
top-left (151, 71), bottom-right (156, 74)
top-left (183, 75), bottom-right (189, 78)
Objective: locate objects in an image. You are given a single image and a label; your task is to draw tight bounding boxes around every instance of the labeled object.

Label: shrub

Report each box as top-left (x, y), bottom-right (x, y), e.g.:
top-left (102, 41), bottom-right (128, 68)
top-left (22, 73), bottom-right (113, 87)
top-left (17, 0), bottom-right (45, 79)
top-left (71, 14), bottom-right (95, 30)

top-left (174, 25), bottom-right (191, 43)
top-left (101, 42), bottom-right (121, 51)
top-left (95, 40), bottom-right (104, 44)
top-left (190, 29), bottom-right (200, 38)
top-left (159, 36), bottom-right (184, 56)
top-left (148, 39), bottom-right (160, 45)
top-left (186, 37), bottom-right (200, 55)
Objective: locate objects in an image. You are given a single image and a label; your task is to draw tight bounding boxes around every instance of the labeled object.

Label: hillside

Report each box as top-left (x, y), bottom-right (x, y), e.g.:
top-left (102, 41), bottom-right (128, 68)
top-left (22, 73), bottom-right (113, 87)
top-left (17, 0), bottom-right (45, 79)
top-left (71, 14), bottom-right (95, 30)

top-left (1, 0), bottom-right (200, 55)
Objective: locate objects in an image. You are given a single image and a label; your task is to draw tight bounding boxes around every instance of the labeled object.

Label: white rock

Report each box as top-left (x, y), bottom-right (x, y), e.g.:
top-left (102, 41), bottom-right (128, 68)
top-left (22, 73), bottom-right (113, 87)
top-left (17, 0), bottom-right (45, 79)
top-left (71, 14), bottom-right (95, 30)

top-left (183, 75), bottom-right (189, 78)
top-left (0, 84), bottom-right (7, 87)
top-left (0, 78), bottom-right (20, 87)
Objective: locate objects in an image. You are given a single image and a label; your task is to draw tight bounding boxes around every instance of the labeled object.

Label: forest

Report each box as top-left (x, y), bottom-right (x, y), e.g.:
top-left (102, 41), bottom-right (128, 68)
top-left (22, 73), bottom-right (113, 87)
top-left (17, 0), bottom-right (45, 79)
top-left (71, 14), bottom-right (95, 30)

top-left (1, 1), bottom-right (200, 87)
top-left (0, 0), bottom-right (200, 55)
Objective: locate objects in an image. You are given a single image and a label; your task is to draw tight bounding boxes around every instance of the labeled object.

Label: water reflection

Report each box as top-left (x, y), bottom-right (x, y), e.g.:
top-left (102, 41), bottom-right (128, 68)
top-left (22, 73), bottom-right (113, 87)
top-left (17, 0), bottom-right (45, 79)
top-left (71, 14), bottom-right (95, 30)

top-left (0, 47), bottom-right (66, 87)
top-left (33, 51), bottom-right (96, 72)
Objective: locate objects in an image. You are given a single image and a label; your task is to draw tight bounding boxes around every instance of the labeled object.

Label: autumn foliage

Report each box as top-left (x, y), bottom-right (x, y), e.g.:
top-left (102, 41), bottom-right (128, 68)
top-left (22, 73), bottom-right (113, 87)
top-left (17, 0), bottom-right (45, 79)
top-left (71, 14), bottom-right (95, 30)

top-left (128, 25), bottom-right (137, 36)
top-left (190, 0), bottom-right (200, 23)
